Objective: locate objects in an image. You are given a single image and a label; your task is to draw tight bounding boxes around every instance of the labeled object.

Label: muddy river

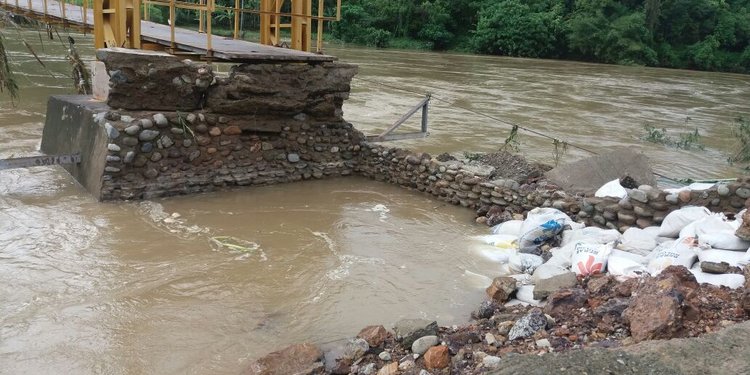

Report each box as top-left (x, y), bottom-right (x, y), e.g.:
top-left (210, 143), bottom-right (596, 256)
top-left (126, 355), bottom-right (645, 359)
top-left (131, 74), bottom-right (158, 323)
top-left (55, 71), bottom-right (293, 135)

top-left (1, 29), bottom-right (749, 374)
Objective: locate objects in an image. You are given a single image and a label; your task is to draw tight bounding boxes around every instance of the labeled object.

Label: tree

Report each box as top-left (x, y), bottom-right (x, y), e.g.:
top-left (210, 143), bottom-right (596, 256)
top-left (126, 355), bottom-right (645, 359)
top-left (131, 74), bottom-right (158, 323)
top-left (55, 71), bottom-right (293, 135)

top-left (472, 0), bottom-right (560, 58)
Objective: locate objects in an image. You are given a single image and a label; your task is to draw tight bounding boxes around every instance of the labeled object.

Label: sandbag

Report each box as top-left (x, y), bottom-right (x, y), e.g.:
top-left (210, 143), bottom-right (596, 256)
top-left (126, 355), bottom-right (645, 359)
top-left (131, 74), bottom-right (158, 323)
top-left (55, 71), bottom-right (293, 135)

top-left (609, 250), bottom-right (649, 280)
top-left (518, 208), bottom-right (571, 254)
top-left (515, 285), bottom-right (543, 306)
top-left (471, 243), bottom-right (517, 263)
top-left (696, 248), bottom-right (749, 267)
top-left (658, 206), bottom-right (711, 238)
top-left (561, 227), bottom-right (621, 247)
top-left (690, 270), bottom-right (745, 289)
top-left (595, 179), bottom-right (627, 199)
top-left (545, 252), bottom-right (572, 269)
top-left (508, 252), bottom-right (544, 275)
top-left (571, 242), bottom-right (614, 276)
top-left (647, 237), bottom-right (704, 275)
top-left (692, 215), bottom-right (750, 250)
top-left (617, 227), bottom-right (658, 256)
top-left (490, 220), bottom-right (524, 236)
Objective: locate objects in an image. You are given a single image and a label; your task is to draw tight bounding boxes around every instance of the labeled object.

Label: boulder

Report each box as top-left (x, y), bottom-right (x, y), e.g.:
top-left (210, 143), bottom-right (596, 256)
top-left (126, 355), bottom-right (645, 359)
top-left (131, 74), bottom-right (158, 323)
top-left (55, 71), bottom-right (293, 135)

top-left (357, 325), bottom-right (388, 347)
top-left (544, 288), bottom-right (589, 318)
top-left (243, 343), bottom-right (323, 375)
top-left (736, 210), bottom-right (750, 241)
top-left (324, 338), bottom-right (369, 374)
top-left (411, 335), bottom-right (439, 355)
top-left (533, 272), bottom-right (578, 300)
top-left (508, 308), bottom-right (548, 340)
top-left (376, 362), bottom-right (398, 375)
top-left (486, 276), bottom-right (517, 303)
top-left (424, 345), bottom-right (450, 369)
top-left (393, 319), bottom-right (438, 348)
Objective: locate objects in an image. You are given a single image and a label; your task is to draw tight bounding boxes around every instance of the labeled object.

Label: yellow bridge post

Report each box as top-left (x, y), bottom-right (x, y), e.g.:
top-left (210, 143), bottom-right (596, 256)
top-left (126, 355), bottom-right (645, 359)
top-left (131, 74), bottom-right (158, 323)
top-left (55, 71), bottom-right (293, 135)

top-left (94, 0), bottom-right (141, 49)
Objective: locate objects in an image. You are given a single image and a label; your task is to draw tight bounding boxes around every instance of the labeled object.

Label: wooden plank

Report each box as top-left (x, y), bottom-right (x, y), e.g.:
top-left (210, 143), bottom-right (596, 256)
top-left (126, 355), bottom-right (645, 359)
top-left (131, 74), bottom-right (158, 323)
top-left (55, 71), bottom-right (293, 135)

top-left (1, 0), bottom-right (335, 62)
top-left (377, 96), bottom-right (430, 138)
top-left (0, 154), bottom-right (81, 171)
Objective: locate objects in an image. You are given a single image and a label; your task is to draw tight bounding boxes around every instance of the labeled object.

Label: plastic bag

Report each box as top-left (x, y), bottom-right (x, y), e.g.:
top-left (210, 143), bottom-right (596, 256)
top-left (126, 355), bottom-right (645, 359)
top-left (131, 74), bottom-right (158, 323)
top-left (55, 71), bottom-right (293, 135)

top-left (618, 227), bottom-right (659, 256)
top-left (508, 252), bottom-right (544, 274)
top-left (562, 227), bottom-right (621, 247)
top-left (647, 237), bottom-right (703, 275)
top-left (518, 208), bottom-right (571, 254)
top-left (571, 242), bottom-right (614, 276)
top-left (658, 206), bottom-right (711, 238)
top-left (490, 220), bottom-right (524, 236)
top-left (595, 179), bottom-right (627, 199)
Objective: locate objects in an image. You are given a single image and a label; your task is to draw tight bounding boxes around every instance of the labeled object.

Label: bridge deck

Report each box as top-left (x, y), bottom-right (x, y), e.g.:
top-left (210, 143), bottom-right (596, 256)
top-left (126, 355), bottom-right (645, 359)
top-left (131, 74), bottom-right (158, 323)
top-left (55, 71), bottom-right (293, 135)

top-left (1, 0), bottom-right (335, 63)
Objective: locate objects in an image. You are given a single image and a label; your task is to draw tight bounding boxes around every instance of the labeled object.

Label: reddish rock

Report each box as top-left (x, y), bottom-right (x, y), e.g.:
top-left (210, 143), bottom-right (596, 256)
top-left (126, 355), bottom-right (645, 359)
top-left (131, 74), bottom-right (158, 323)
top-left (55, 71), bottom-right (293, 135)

top-left (623, 266), bottom-right (699, 342)
top-left (587, 274), bottom-right (617, 296)
top-left (678, 190), bottom-right (692, 203)
top-left (357, 325), bottom-right (388, 347)
top-left (544, 288), bottom-right (588, 318)
top-left (486, 276), bottom-right (517, 303)
top-left (742, 291), bottom-right (750, 313)
top-left (376, 362), bottom-right (398, 375)
top-left (209, 126), bottom-right (222, 137)
top-left (424, 345), bottom-right (450, 369)
top-left (243, 343), bottom-right (323, 375)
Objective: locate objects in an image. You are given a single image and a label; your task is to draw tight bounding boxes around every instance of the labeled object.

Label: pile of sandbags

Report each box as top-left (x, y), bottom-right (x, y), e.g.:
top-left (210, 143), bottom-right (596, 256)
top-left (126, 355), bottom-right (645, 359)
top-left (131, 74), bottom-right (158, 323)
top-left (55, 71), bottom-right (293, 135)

top-left (471, 205), bottom-right (749, 306)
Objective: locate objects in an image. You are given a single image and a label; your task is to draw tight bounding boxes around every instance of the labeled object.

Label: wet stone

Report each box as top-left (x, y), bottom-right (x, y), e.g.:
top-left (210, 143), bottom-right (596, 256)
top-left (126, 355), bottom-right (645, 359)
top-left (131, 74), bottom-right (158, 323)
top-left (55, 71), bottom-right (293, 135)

top-left (124, 124), bottom-right (141, 135)
top-left (139, 129), bottom-right (160, 141)
top-left (122, 136), bottom-right (139, 147)
top-left (717, 184), bottom-right (730, 197)
top-left (153, 113), bottom-right (168, 127)
top-left (105, 123), bottom-right (120, 139)
top-left (140, 118), bottom-right (153, 128)
top-left (123, 151), bottom-right (135, 164)
top-left (737, 187), bottom-right (750, 199)
top-left (106, 155), bottom-right (120, 162)
top-left (287, 153), bottom-right (300, 163)
top-left (104, 166), bottom-right (120, 173)
top-left (160, 135), bottom-right (174, 148)
top-left (107, 143), bottom-right (121, 152)
top-left (140, 142), bottom-right (153, 153)
top-left (209, 127), bottom-right (222, 137)
top-left (628, 189), bottom-right (648, 203)
top-left (151, 152), bottom-right (163, 162)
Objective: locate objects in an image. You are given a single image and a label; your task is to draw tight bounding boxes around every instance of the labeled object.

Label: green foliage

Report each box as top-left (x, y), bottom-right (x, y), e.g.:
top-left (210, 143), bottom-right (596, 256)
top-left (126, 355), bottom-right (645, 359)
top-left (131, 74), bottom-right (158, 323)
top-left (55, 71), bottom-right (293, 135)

top-left (642, 121), bottom-right (706, 150)
top-left (331, 0), bottom-right (750, 73)
top-left (0, 32), bottom-right (20, 104)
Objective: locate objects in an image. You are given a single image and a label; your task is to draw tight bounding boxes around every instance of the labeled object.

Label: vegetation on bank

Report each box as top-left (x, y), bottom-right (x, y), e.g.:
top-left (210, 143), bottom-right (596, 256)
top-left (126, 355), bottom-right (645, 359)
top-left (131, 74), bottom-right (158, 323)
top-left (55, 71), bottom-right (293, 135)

top-left (329, 0), bottom-right (750, 74)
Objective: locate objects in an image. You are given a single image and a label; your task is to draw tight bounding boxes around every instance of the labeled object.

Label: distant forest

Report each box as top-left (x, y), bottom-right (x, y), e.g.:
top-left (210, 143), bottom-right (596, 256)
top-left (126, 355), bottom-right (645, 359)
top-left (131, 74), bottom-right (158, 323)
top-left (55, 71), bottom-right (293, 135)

top-left (329, 0), bottom-right (750, 73)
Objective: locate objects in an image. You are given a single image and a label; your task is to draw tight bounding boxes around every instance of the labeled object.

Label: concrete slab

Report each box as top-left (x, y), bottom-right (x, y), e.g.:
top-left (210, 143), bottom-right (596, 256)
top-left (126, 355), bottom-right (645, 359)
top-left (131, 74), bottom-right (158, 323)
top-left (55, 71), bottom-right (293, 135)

top-left (544, 148), bottom-right (656, 194)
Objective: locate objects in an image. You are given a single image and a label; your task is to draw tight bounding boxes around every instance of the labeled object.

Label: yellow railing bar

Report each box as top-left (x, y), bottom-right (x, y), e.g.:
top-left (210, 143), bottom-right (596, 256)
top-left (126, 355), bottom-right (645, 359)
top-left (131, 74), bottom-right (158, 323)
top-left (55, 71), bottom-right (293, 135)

top-left (169, 0), bottom-right (175, 49)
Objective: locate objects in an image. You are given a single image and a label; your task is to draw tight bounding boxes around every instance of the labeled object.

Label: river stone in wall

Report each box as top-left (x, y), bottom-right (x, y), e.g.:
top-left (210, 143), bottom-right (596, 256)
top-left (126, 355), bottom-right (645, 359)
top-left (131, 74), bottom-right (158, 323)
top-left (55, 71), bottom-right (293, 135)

top-left (96, 48), bottom-right (213, 111)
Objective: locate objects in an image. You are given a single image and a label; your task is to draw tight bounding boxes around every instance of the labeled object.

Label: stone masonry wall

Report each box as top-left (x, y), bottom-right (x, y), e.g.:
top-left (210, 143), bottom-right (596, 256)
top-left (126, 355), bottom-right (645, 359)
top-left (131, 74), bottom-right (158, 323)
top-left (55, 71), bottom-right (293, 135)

top-left (354, 143), bottom-right (750, 230)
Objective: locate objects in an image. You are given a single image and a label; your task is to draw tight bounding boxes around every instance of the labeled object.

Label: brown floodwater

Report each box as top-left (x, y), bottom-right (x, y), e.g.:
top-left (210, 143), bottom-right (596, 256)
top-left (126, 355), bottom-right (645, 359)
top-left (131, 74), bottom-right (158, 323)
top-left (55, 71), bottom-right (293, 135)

top-left (1, 29), bottom-right (749, 374)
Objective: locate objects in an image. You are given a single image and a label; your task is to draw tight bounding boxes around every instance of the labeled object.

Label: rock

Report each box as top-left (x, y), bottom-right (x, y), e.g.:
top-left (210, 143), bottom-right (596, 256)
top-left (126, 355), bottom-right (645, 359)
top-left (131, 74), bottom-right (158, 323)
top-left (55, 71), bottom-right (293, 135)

top-left (535, 338), bottom-right (551, 348)
top-left (357, 325), bottom-right (388, 347)
top-left (122, 136), bottom-right (139, 146)
top-left (737, 187), bottom-right (750, 199)
top-left (508, 308), bottom-right (548, 340)
top-left (224, 125), bottom-right (242, 135)
top-left (482, 355), bottom-right (502, 369)
top-left (261, 142), bottom-right (274, 151)
top-left (544, 288), bottom-right (588, 318)
top-left (423, 345), bottom-right (449, 369)
top-left (359, 363), bottom-right (376, 375)
top-left (398, 360), bottom-right (415, 371)
top-left (593, 297), bottom-right (630, 317)
top-left (287, 153), bottom-right (301, 163)
top-left (139, 129), bottom-right (160, 141)
top-left (107, 143), bottom-right (121, 152)
top-left (104, 166), bottom-right (120, 173)
top-left (701, 261), bottom-right (730, 274)
top-left (96, 48), bottom-right (213, 111)
top-left (209, 127), bottom-right (222, 137)
top-left (144, 168), bottom-right (159, 179)
top-left (544, 148), bottom-right (656, 194)
top-left (411, 335), bottom-right (439, 355)
top-left (378, 351), bottom-right (391, 361)
top-left (376, 362), bottom-right (398, 375)
top-left (159, 135), bottom-right (174, 148)
top-left (104, 123), bottom-right (120, 139)
top-left (679, 190), bottom-right (692, 203)
top-left (153, 113), bottom-right (169, 127)
top-left (486, 276), bottom-right (517, 303)
top-left (623, 266), bottom-right (698, 342)
top-left (242, 343), bottom-right (323, 375)
top-left (666, 194), bottom-right (679, 204)
top-left (496, 321), bottom-right (514, 336)
top-left (331, 146), bottom-right (340, 153)
top-left (717, 184), bottom-right (730, 196)
top-left (485, 333), bottom-right (497, 346)
top-left (533, 272), bottom-right (577, 300)
top-left (472, 300), bottom-right (501, 320)
top-left (141, 142), bottom-right (153, 153)
top-left (736, 210), bottom-right (750, 241)
top-left (324, 338), bottom-right (369, 374)
top-left (123, 151), bottom-right (135, 164)
top-left (445, 330), bottom-right (481, 354)
top-left (628, 189), bottom-right (649, 203)
top-left (124, 124), bottom-right (141, 135)
top-left (419, 370), bottom-right (433, 375)
top-left (393, 319), bottom-right (438, 348)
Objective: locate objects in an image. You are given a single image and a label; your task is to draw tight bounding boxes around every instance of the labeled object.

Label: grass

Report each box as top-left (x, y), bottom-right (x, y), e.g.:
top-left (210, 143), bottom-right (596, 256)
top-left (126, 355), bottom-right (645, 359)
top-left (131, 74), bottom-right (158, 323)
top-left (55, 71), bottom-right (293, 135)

top-left (642, 118), bottom-right (706, 151)
top-left (729, 116), bottom-right (750, 165)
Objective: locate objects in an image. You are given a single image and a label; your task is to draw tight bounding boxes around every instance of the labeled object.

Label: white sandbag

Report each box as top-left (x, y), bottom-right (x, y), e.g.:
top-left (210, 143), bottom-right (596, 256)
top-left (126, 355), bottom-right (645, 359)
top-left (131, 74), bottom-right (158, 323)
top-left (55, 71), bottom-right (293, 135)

top-left (518, 208), bottom-right (571, 253)
top-left (692, 214), bottom-right (750, 250)
top-left (696, 249), bottom-right (749, 267)
top-left (531, 263), bottom-right (570, 284)
top-left (571, 242), bottom-right (614, 276)
top-left (678, 221), bottom-right (698, 239)
top-left (664, 183), bottom-right (715, 194)
top-left (490, 220), bottom-right (524, 236)
top-left (545, 252), bottom-right (572, 269)
top-left (561, 227), bottom-right (621, 247)
top-left (515, 285), bottom-right (543, 306)
top-left (618, 227), bottom-right (658, 256)
top-left (647, 237), bottom-right (704, 275)
top-left (462, 270), bottom-right (494, 289)
top-left (741, 249), bottom-right (750, 266)
top-left (690, 270), bottom-right (745, 289)
top-left (610, 249), bottom-right (648, 264)
top-left (658, 206), bottom-right (711, 238)
top-left (608, 252), bottom-right (649, 281)
top-left (476, 234), bottom-right (518, 248)
top-left (595, 179), bottom-right (627, 199)
top-left (509, 273), bottom-right (533, 285)
top-left (508, 253), bottom-right (544, 275)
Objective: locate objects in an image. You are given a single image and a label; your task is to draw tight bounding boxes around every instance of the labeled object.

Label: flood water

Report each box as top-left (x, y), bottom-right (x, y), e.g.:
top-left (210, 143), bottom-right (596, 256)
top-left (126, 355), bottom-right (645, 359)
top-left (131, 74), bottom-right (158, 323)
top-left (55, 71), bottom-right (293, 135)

top-left (1, 29), bottom-right (749, 374)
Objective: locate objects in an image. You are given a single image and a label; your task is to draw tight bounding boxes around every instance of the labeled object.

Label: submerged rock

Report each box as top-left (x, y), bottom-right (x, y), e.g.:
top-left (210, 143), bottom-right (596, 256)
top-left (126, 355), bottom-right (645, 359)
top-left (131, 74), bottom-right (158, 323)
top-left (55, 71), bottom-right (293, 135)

top-left (393, 319), bottom-right (438, 348)
top-left (243, 343), bottom-right (323, 375)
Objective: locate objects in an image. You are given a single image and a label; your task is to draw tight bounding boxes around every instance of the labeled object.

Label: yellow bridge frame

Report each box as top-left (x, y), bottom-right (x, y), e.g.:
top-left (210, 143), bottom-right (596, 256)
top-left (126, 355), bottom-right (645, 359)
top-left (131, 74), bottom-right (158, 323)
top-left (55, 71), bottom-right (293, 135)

top-left (1, 0), bottom-right (341, 54)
